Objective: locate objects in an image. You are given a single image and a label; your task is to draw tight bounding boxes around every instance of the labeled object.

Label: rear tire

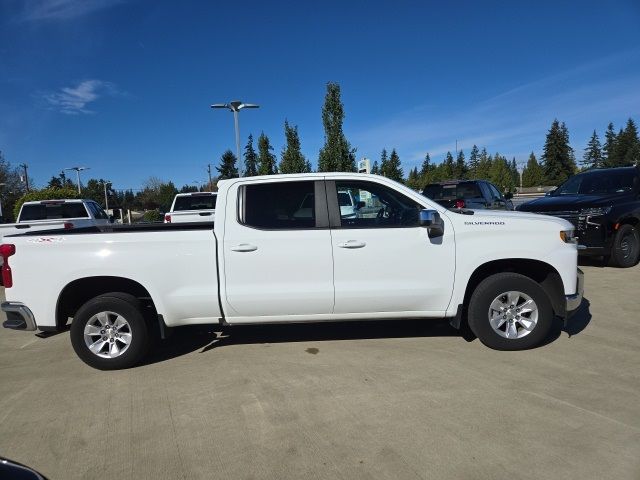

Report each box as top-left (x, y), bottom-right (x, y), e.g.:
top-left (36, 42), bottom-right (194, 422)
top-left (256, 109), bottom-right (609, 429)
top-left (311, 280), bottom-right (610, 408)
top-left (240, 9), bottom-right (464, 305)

top-left (609, 224), bottom-right (640, 268)
top-left (468, 273), bottom-right (553, 351)
top-left (70, 293), bottom-right (150, 370)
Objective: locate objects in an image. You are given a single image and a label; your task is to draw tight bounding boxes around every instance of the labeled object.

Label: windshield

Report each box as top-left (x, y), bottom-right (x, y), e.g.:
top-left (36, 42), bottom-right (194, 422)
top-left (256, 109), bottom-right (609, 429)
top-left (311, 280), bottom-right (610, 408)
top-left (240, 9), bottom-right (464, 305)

top-left (173, 194), bottom-right (217, 211)
top-left (423, 182), bottom-right (483, 200)
top-left (553, 170), bottom-right (636, 195)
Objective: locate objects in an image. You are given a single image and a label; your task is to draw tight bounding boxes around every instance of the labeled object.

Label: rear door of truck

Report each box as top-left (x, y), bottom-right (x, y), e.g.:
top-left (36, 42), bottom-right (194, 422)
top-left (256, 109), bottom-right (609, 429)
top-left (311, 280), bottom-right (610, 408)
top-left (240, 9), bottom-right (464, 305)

top-left (220, 178), bottom-right (334, 320)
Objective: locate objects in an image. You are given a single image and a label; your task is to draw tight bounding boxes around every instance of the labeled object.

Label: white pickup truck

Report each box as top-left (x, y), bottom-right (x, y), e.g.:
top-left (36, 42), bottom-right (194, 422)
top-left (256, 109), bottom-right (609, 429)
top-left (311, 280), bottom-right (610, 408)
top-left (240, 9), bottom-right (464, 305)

top-left (0, 199), bottom-right (111, 240)
top-left (1, 173), bottom-right (583, 370)
top-left (164, 192), bottom-right (217, 223)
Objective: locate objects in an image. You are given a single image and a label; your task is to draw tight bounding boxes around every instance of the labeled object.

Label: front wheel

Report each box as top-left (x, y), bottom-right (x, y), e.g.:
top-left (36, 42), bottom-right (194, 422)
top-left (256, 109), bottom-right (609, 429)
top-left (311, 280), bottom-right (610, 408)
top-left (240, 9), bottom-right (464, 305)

top-left (70, 293), bottom-right (150, 370)
top-left (609, 224), bottom-right (640, 268)
top-left (468, 273), bottom-right (553, 351)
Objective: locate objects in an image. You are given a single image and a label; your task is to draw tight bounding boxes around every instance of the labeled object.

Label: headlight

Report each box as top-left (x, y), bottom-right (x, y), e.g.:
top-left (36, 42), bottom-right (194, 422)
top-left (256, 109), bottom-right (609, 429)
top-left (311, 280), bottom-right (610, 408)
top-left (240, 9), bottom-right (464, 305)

top-left (560, 230), bottom-right (577, 243)
top-left (579, 206), bottom-right (612, 216)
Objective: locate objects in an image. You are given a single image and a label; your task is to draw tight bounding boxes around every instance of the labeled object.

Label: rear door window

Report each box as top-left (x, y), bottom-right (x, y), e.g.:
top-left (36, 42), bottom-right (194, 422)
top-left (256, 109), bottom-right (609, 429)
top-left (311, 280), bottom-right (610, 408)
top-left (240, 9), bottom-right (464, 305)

top-left (423, 182), bottom-right (483, 201)
top-left (20, 202), bottom-right (89, 221)
top-left (241, 181), bottom-right (317, 229)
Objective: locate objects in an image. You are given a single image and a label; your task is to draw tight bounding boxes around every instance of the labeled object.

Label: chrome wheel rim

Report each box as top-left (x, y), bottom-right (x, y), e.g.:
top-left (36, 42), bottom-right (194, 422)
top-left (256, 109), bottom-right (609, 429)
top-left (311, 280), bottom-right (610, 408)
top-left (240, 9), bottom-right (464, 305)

top-left (488, 291), bottom-right (538, 339)
top-left (620, 234), bottom-right (632, 259)
top-left (83, 311), bottom-right (132, 358)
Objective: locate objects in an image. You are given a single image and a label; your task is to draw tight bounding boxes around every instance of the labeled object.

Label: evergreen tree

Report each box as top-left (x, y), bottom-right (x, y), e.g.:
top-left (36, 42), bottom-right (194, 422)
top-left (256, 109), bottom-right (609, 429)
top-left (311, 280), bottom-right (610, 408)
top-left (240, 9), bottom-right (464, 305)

top-left (541, 119), bottom-right (576, 185)
top-left (47, 176), bottom-right (63, 188)
top-left (441, 152), bottom-right (455, 180)
top-left (217, 150), bottom-right (238, 179)
top-left (371, 160), bottom-right (379, 175)
top-left (611, 118), bottom-right (640, 166)
top-left (582, 130), bottom-right (603, 169)
top-left (467, 145), bottom-right (480, 178)
top-left (382, 148), bottom-right (404, 182)
top-left (257, 132), bottom-right (277, 175)
top-left (318, 82), bottom-right (356, 172)
top-left (490, 154), bottom-right (516, 192)
top-left (279, 121), bottom-right (310, 174)
top-left (379, 149), bottom-right (389, 176)
top-left (476, 148), bottom-right (492, 180)
top-left (243, 134), bottom-right (258, 177)
top-left (406, 167), bottom-right (421, 190)
top-left (454, 150), bottom-right (467, 179)
top-left (603, 122), bottom-right (618, 167)
top-left (510, 158), bottom-right (519, 187)
top-left (521, 152), bottom-right (545, 187)
top-left (419, 153), bottom-right (435, 186)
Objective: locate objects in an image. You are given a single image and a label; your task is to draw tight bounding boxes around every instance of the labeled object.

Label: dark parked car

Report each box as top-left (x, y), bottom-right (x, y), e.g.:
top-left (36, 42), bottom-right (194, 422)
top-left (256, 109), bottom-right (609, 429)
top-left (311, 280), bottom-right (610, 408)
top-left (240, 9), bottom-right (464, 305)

top-left (517, 166), bottom-right (640, 268)
top-left (422, 180), bottom-right (514, 210)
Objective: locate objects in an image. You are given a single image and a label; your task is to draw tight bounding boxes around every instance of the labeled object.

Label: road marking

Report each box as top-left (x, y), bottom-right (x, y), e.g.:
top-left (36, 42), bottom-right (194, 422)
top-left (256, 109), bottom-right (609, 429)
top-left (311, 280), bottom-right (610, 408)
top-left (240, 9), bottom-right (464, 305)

top-left (20, 338), bottom-right (39, 349)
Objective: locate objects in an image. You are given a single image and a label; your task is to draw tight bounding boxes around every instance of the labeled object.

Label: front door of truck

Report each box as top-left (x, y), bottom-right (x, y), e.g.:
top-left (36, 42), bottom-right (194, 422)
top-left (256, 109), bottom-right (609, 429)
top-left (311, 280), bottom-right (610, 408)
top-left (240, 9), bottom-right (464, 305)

top-left (327, 179), bottom-right (455, 315)
top-left (221, 179), bottom-right (335, 321)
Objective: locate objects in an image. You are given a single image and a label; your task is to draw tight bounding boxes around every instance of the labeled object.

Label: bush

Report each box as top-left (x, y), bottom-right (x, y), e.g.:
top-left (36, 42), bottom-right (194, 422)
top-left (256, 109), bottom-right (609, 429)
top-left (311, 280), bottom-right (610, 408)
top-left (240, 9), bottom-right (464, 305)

top-left (141, 209), bottom-right (163, 223)
top-left (13, 187), bottom-right (80, 220)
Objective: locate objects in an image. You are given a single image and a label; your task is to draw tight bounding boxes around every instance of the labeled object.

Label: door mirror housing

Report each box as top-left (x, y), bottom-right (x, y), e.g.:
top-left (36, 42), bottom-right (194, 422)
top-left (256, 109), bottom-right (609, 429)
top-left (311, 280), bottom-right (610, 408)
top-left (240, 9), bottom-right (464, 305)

top-left (108, 214), bottom-right (115, 223)
top-left (355, 201), bottom-right (365, 210)
top-left (504, 192), bottom-right (513, 200)
top-left (419, 209), bottom-right (444, 237)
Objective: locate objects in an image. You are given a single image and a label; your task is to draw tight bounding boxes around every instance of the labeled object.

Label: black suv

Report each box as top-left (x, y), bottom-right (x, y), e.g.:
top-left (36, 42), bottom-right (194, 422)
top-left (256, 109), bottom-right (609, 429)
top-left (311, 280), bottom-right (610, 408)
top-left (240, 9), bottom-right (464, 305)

top-left (422, 180), bottom-right (514, 210)
top-left (518, 166), bottom-right (640, 268)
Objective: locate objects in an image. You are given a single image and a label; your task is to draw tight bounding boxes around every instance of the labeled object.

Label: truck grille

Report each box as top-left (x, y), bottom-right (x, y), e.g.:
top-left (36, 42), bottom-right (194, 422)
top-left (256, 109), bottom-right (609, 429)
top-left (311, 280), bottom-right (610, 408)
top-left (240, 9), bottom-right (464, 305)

top-left (529, 210), bottom-right (586, 232)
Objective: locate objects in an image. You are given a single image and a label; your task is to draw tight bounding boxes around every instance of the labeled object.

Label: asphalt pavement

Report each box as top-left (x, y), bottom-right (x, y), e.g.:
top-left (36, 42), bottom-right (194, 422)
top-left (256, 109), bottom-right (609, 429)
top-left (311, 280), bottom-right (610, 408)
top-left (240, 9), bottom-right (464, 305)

top-left (0, 261), bottom-right (639, 480)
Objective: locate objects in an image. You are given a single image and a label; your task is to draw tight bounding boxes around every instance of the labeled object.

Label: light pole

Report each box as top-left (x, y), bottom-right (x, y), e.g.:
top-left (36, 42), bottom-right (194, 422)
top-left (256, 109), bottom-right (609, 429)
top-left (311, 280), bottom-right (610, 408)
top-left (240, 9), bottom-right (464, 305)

top-left (210, 100), bottom-right (259, 177)
top-left (102, 180), bottom-right (112, 211)
top-left (64, 166), bottom-right (90, 194)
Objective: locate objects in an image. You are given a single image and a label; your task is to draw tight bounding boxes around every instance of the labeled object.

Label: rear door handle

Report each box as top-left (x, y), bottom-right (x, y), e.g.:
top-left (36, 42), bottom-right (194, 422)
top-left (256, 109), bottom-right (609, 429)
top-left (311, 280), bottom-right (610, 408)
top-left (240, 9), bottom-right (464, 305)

top-left (337, 240), bottom-right (366, 249)
top-left (230, 243), bottom-right (258, 252)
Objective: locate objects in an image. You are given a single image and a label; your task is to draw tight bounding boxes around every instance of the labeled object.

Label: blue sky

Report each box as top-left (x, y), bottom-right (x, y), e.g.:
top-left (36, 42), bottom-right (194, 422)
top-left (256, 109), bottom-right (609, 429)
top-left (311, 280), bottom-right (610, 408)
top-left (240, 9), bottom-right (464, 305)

top-left (1, 0), bottom-right (640, 191)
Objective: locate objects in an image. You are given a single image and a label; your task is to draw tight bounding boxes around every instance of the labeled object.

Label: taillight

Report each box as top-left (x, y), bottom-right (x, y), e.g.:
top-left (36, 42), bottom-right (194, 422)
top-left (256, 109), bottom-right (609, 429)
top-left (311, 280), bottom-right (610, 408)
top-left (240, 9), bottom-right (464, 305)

top-left (64, 222), bottom-right (74, 229)
top-left (164, 214), bottom-right (171, 223)
top-left (454, 199), bottom-right (466, 209)
top-left (1, 244), bottom-right (16, 288)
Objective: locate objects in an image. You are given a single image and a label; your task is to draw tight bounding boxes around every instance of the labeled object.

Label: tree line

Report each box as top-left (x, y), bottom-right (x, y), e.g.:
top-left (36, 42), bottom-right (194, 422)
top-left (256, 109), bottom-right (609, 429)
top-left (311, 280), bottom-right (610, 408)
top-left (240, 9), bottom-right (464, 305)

top-left (2, 82), bottom-right (639, 222)
top-left (217, 82), bottom-right (640, 193)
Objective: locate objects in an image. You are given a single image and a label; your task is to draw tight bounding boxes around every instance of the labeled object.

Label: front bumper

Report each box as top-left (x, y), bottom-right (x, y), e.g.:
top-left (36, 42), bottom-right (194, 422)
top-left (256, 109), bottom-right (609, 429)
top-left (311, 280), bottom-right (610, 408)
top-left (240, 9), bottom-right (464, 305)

top-left (1, 302), bottom-right (37, 331)
top-left (565, 269), bottom-right (584, 314)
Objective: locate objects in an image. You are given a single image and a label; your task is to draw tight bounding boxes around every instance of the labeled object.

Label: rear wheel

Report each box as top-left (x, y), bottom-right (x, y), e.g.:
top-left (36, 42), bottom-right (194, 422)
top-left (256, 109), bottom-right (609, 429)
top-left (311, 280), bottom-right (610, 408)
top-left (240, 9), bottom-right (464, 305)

top-left (70, 293), bottom-right (150, 370)
top-left (609, 224), bottom-right (640, 268)
top-left (468, 273), bottom-right (553, 350)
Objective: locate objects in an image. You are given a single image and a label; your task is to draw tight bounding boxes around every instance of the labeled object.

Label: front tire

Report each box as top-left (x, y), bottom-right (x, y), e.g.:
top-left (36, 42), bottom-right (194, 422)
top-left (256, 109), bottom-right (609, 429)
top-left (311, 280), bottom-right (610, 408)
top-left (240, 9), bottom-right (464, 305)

top-left (70, 293), bottom-right (150, 370)
top-left (468, 273), bottom-right (553, 351)
top-left (609, 224), bottom-right (640, 268)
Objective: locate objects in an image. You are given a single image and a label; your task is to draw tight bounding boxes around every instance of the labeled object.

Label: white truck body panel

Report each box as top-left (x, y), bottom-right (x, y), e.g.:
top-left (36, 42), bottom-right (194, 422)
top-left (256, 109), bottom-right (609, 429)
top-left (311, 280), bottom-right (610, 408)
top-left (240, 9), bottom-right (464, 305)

top-left (2, 173), bottom-right (579, 332)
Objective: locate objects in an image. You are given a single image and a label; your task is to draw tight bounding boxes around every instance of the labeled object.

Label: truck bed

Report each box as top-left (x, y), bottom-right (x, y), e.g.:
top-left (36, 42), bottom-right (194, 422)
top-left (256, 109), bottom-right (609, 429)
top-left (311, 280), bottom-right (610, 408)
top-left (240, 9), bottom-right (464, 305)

top-left (5, 221), bottom-right (215, 238)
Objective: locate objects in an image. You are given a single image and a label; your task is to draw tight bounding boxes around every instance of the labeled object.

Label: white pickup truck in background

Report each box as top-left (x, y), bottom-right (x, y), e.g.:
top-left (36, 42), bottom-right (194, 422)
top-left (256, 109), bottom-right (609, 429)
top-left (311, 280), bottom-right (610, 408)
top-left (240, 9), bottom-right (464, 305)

top-left (0, 199), bottom-right (111, 250)
top-left (1, 173), bottom-right (583, 369)
top-left (164, 192), bottom-right (217, 223)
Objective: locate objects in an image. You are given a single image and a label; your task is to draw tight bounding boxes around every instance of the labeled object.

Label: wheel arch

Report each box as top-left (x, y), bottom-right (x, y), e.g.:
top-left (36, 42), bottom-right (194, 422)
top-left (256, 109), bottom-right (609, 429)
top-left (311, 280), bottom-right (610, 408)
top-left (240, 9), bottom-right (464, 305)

top-left (461, 259), bottom-right (566, 321)
top-left (56, 276), bottom-right (160, 331)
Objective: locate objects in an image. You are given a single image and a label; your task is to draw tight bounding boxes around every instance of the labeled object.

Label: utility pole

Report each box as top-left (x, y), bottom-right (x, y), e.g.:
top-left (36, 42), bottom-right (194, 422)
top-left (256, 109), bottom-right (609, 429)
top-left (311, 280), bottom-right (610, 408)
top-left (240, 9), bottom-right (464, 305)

top-left (207, 164), bottom-right (213, 191)
top-left (19, 164), bottom-right (29, 192)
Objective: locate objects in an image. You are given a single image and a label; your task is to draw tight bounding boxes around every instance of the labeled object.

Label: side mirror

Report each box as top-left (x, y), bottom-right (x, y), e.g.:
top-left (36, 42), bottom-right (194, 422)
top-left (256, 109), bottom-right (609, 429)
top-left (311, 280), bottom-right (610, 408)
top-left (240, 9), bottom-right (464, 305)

top-left (504, 192), bottom-right (513, 200)
top-left (355, 201), bottom-right (365, 210)
top-left (419, 209), bottom-right (444, 238)
top-left (108, 215), bottom-right (115, 223)
top-left (545, 188), bottom-right (556, 196)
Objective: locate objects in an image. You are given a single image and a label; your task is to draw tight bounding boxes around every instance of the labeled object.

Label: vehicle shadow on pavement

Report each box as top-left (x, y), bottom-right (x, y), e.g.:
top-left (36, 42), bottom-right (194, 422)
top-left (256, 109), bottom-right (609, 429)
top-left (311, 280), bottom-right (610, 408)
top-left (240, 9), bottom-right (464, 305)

top-left (540, 297), bottom-right (592, 347)
top-left (142, 302), bottom-right (592, 366)
top-left (142, 318), bottom-right (462, 366)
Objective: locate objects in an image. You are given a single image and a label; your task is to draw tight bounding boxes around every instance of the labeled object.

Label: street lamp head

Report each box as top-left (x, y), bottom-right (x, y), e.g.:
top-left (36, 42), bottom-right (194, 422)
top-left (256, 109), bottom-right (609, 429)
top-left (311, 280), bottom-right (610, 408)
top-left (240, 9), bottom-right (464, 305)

top-left (211, 101), bottom-right (259, 112)
top-left (210, 103), bottom-right (228, 109)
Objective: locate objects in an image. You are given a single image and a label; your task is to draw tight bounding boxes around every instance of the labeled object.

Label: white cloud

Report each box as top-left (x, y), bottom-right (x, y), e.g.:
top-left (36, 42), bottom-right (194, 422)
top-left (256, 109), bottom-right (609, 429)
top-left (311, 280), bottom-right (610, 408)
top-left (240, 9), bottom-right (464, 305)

top-left (19, 0), bottom-right (124, 22)
top-left (41, 79), bottom-right (117, 114)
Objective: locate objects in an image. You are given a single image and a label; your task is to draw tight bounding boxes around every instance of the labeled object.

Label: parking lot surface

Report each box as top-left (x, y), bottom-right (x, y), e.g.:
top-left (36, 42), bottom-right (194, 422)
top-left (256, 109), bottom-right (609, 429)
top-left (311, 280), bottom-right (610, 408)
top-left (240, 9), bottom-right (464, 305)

top-left (1, 262), bottom-right (639, 480)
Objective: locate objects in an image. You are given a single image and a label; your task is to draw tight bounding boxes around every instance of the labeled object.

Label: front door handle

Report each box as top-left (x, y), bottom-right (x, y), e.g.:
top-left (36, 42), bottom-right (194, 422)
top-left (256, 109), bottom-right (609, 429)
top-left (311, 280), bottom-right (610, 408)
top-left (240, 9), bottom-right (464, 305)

top-left (337, 240), bottom-right (366, 249)
top-left (230, 243), bottom-right (258, 252)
